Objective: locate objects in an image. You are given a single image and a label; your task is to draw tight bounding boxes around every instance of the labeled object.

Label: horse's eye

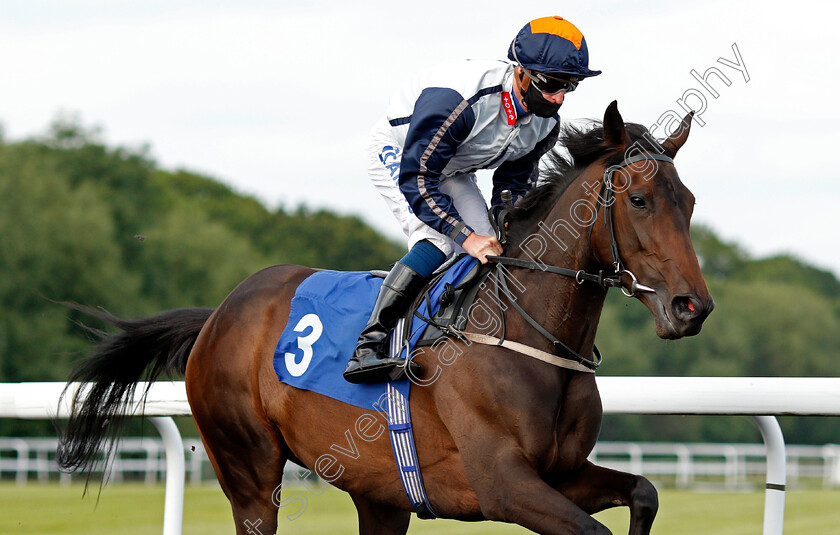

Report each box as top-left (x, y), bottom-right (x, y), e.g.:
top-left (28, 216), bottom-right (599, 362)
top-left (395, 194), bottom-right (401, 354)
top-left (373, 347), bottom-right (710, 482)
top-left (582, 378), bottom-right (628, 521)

top-left (629, 195), bottom-right (647, 209)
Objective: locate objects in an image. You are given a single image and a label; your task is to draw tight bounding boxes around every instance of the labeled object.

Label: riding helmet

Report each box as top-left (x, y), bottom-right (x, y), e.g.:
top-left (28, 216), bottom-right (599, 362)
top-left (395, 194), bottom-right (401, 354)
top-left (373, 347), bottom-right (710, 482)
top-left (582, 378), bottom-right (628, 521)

top-left (508, 16), bottom-right (602, 79)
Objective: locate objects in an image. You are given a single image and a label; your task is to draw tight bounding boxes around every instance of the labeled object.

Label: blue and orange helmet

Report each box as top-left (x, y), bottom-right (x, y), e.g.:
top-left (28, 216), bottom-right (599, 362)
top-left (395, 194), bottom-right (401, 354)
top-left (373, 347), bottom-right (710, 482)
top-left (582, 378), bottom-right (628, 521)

top-left (508, 16), bottom-right (601, 79)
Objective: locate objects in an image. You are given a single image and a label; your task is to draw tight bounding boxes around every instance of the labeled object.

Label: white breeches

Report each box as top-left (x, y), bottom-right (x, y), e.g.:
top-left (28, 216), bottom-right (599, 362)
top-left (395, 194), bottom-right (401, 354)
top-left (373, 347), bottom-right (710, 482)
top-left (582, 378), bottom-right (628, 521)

top-left (366, 118), bottom-right (495, 257)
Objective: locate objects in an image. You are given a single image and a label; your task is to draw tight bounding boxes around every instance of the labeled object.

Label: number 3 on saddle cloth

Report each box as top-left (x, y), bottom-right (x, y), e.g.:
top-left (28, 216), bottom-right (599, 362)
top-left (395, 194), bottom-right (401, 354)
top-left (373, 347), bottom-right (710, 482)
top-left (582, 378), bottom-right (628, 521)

top-left (272, 254), bottom-right (479, 519)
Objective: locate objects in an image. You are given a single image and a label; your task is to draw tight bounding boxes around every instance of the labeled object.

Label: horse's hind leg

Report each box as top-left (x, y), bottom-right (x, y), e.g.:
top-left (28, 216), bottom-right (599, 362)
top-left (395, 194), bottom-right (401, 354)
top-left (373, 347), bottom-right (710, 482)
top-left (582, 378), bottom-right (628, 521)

top-left (555, 461), bottom-right (658, 535)
top-left (351, 494), bottom-right (411, 535)
top-left (185, 266), bottom-right (317, 534)
top-left (194, 405), bottom-right (287, 534)
top-left (190, 381), bottom-right (287, 535)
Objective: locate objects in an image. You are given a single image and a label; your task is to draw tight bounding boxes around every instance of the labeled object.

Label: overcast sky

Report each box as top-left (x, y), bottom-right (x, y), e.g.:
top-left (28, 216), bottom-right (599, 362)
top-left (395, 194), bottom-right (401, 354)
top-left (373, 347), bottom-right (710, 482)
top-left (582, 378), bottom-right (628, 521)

top-left (2, 0), bottom-right (839, 277)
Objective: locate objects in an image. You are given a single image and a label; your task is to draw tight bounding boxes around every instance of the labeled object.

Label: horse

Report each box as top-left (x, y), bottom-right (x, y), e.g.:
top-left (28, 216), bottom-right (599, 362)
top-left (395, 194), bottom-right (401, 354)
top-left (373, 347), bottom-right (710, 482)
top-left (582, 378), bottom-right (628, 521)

top-left (58, 101), bottom-right (713, 535)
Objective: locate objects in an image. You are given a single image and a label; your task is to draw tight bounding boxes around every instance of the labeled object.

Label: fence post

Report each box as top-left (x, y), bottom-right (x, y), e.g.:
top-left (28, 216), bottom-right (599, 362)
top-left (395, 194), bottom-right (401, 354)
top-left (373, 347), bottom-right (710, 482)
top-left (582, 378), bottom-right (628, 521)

top-left (826, 444), bottom-right (840, 488)
top-left (13, 439), bottom-right (28, 486)
top-left (723, 445), bottom-right (740, 490)
top-left (149, 417), bottom-right (185, 535)
top-left (675, 444), bottom-right (692, 488)
top-left (752, 416), bottom-right (786, 535)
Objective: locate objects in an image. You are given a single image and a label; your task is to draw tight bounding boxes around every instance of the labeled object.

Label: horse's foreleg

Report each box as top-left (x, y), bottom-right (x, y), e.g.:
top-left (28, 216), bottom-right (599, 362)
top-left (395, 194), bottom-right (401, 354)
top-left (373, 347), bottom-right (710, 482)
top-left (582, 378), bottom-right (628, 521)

top-left (466, 450), bottom-right (611, 535)
top-left (554, 461), bottom-right (658, 535)
top-left (350, 493), bottom-right (411, 535)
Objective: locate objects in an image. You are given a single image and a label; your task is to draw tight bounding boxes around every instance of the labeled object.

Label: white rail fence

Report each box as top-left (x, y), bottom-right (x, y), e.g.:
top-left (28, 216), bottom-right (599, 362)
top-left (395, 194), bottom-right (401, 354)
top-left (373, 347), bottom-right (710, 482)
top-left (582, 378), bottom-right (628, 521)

top-left (2, 377), bottom-right (840, 535)
top-left (589, 442), bottom-right (840, 489)
top-left (0, 437), bottom-right (310, 486)
top-left (3, 437), bottom-right (839, 489)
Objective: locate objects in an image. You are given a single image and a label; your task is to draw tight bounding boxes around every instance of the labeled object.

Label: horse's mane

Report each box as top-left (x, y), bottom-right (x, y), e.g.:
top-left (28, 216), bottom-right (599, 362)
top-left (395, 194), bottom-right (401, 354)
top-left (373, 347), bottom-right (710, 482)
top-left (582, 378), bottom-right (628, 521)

top-left (507, 120), bottom-right (664, 239)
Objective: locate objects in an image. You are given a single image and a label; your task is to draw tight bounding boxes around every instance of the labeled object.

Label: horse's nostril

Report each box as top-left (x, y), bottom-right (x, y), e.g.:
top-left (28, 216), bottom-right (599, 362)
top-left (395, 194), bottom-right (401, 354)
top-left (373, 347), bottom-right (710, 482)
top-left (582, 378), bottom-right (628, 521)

top-left (672, 295), bottom-right (701, 320)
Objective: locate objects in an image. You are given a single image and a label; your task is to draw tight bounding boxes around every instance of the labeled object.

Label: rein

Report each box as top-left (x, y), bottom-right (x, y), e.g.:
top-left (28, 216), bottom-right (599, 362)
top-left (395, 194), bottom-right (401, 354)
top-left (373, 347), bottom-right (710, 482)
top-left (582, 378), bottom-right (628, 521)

top-left (453, 152), bottom-right (675, 373)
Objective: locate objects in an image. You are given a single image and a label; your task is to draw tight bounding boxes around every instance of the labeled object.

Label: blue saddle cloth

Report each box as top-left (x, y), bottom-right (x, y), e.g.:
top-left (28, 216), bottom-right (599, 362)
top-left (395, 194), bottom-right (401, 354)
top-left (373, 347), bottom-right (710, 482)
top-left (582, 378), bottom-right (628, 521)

top-left (272, 256), bottom-right (478, 409)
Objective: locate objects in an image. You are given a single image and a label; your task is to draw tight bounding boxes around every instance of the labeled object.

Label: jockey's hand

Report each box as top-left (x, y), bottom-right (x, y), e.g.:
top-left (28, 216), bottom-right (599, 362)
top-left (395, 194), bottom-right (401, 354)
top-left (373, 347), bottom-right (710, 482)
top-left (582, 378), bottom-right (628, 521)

top-left (462, 233), bottom-right (503, 264)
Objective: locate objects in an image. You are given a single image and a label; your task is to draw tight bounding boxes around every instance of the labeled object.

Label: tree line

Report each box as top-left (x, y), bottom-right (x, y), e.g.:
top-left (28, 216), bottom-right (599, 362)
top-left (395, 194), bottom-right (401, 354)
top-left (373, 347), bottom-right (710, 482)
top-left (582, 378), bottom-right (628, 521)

top-left (1, 117), bottom-right (838, 443)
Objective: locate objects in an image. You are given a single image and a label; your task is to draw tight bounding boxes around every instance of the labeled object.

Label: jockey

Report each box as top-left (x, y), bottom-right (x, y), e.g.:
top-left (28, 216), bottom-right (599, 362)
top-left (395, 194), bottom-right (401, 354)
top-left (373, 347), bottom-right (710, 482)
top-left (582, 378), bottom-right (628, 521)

top-left (344, 16), bottom-right (601, 384)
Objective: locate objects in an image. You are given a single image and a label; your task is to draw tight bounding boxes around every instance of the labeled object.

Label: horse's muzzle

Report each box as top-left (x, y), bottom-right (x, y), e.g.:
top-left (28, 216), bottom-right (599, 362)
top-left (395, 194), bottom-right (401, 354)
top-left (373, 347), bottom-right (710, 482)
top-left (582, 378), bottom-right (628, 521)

top-left (670, 294), bottom-right (714, 337)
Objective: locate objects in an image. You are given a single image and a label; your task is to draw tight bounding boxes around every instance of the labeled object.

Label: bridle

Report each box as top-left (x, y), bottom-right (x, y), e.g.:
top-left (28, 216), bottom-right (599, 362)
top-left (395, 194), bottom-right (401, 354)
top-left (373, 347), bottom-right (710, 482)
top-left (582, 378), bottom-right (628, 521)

top-left (479, 151), bottom-right (676, 370)
top-left (591, 151), bottom-right (675, 296)
top-left (490, 151), bottom-right (674, 297)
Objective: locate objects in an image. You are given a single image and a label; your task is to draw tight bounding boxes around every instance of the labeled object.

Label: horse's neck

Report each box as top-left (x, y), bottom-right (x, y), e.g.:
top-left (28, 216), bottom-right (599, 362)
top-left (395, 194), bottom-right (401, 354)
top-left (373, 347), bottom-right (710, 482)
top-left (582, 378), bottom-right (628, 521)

top-left (505, 169), bottom-right (607, 356)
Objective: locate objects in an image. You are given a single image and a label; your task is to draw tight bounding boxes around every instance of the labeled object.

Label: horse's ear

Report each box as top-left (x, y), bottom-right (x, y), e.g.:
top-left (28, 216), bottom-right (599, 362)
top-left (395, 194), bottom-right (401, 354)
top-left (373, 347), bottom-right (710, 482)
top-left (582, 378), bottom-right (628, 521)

top-left (603, 100), bottom-right (627, 151)
top-left (662, 111), bottom-right (694, 158)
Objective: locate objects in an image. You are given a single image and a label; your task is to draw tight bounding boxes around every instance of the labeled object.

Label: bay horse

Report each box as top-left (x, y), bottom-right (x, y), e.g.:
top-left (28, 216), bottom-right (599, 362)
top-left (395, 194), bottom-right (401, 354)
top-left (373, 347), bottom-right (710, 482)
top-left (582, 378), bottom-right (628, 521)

top-left (58, 101), bottom-right (713, 535)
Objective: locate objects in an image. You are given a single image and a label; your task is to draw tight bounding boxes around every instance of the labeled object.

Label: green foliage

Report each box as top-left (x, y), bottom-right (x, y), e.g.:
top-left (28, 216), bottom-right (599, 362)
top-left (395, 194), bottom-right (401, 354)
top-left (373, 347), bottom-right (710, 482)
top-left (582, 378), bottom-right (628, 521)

top-left (133, 207), bottom-right (268, 308)
top-left (0, 141), bottom-right (138, 384)
top-left (736, 255), bottom-right (840, 299)
top-left (150, 170), bottom-right (404, 269)
top-left (690, 225), bottom-right (749, 280)
top-left (269, 208), bottom-right (403, 270)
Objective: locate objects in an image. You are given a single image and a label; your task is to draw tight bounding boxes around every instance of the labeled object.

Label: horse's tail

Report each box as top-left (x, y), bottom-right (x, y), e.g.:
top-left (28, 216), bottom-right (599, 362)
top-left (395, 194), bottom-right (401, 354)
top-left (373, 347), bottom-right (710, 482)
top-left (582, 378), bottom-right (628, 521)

top-left (57, 305), bottom-right (213, 475)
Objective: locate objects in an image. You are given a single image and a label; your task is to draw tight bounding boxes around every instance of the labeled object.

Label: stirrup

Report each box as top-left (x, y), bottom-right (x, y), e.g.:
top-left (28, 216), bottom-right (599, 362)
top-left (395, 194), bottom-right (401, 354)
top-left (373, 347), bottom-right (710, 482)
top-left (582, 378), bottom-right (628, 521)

top-left (388, 358), bottom-right (420, 381)
top-left (343, 355), bottom-right (419, 384)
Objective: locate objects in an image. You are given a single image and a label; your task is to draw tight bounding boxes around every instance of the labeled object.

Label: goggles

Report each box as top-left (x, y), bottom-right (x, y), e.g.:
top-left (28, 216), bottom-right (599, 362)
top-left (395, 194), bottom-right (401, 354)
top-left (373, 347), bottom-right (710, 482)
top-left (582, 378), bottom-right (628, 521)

top-left (523, 68), bottom-right (579, 95)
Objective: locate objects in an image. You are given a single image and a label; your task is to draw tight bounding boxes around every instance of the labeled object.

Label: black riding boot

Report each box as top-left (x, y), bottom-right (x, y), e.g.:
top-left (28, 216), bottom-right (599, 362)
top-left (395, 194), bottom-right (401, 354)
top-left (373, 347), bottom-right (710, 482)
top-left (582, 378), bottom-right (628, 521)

top-left (343, 262), bottom-right (427, 384)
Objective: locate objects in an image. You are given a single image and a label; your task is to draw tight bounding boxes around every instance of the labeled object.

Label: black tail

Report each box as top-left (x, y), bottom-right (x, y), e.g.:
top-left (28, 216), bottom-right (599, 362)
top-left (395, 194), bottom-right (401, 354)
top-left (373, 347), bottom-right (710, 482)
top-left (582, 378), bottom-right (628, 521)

top-left (57, 305), bottom-right (213, 475)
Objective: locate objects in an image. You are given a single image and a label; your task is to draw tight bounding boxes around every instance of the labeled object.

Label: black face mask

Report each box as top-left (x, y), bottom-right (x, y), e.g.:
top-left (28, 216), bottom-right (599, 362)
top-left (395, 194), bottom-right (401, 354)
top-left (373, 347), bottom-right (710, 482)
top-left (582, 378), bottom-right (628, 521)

top-left (522, 84), bottom-right (561, 118)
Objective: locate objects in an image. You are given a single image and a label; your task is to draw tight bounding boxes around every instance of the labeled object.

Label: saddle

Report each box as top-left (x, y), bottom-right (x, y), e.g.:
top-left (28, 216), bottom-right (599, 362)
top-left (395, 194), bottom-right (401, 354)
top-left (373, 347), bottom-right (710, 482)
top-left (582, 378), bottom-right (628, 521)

top-left (371, 254), bottom-right (494, 356)
top-left (384, 202), bottom-right (510, 354)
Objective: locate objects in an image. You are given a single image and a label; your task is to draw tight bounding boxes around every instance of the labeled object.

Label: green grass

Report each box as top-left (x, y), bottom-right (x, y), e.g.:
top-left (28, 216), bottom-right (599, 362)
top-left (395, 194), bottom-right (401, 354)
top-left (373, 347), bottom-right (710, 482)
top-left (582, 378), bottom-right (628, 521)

top-left (1, 483), bottom-right (838, 534)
